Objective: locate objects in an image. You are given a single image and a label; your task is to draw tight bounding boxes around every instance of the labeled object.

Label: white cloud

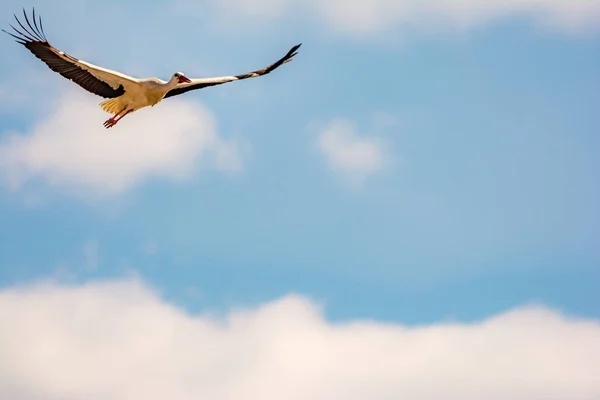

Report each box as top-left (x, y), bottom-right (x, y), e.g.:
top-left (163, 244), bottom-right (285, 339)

top-left (317, 119), bottom-right (385, 184)
top-left (0, 89), bottom-right (242, 199)
top-left (0, 278), bottom-right (599, 400)
top-left (208, 0), bottom-right (600, 37)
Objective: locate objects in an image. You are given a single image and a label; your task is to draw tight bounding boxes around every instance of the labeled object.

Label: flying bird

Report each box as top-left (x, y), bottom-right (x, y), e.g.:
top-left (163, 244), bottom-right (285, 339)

top-left (3, 8), bottom-right (301, 128)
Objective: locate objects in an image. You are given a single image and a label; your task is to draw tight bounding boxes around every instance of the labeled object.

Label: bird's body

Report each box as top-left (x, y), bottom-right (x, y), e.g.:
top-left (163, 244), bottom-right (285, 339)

top-left (3, 8), bottom-right (301, 128)
top-left (97, 76), bottom-right (183, 127)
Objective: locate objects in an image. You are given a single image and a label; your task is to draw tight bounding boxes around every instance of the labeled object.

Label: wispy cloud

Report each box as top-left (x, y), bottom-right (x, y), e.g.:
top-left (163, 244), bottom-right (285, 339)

top-left (317, 119), bottom-right (385, 185)
top-left (82, 239), bottom-right (99, 271)
top-left (141, 239), bottom-right (159, 256)
top-left (207, 0), bottom-right (600, 37)
top-left (0, 90), bottom-right (242, 199)
top-left (0, 69), bottom-right (60, 116)
top-left (0, 278), bottom-right (599, 400)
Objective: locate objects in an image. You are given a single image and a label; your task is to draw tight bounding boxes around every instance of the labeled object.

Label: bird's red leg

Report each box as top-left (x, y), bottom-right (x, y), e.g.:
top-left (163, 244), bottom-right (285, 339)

top-left (103, 108), bottom-right (131, 129)
top-left (113, 110), bottom-right (132, 125)
top-left (103, 107), bottom-right (126, 129)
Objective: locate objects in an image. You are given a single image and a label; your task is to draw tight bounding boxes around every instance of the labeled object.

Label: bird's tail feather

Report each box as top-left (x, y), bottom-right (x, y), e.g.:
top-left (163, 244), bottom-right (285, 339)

top-left (99, 97), bottom-right (125, 115)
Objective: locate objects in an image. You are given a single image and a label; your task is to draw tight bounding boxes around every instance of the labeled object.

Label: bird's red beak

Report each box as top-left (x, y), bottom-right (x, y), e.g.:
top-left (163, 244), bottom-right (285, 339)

top-left (178, 75), bottom-right (192, 83)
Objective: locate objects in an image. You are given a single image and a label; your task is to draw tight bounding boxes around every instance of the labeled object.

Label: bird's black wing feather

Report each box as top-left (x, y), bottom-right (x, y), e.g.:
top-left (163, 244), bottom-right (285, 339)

top-left (2, 8), bottom-right (125, 99)
top-left (164, 43), bottom-right (301, 99)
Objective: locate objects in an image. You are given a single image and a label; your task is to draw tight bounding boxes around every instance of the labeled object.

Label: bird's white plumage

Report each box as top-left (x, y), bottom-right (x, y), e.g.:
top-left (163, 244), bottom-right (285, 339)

top-left (99, 76), bottom-right (182, 116)
top-left (175, 76), bottom-right (240, 89)
top-left (54, 49), bottom-right (140, 90)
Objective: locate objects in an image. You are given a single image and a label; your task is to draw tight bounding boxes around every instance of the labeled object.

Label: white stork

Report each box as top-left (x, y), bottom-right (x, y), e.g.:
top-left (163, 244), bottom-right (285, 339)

top-left (3, 8), bottom-right (301, 128)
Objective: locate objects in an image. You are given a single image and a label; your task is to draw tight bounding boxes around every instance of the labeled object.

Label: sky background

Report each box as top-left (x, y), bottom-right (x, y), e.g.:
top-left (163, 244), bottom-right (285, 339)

top-left (0, 0), bottom-right (599, 398)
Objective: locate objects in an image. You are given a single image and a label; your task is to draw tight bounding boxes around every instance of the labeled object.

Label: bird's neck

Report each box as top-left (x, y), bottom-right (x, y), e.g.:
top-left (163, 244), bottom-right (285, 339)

top-left (167, 77), bottom-right (180, 89)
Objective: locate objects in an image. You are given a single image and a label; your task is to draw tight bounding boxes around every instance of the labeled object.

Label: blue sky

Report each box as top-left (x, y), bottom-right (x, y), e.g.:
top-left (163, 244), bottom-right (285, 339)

top-left (0, 1), bottom-right (599, 398)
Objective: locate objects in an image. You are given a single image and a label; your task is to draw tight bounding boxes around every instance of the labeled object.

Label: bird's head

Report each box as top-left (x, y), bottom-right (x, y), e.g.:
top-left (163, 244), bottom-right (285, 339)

top-left (173, 72), bottom-right (191, 84)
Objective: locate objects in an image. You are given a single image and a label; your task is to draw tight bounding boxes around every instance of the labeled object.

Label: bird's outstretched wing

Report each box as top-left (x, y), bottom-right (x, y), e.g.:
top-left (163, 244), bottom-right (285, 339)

top-left (2, 8), bottom-right (139, 99)
top-left (164, 43), bottom-right (301, 99)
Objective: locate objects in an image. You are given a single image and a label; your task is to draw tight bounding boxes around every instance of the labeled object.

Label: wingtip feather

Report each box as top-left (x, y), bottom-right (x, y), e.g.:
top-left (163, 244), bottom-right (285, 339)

top-left (4, 8), bottom-right (48, 44)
